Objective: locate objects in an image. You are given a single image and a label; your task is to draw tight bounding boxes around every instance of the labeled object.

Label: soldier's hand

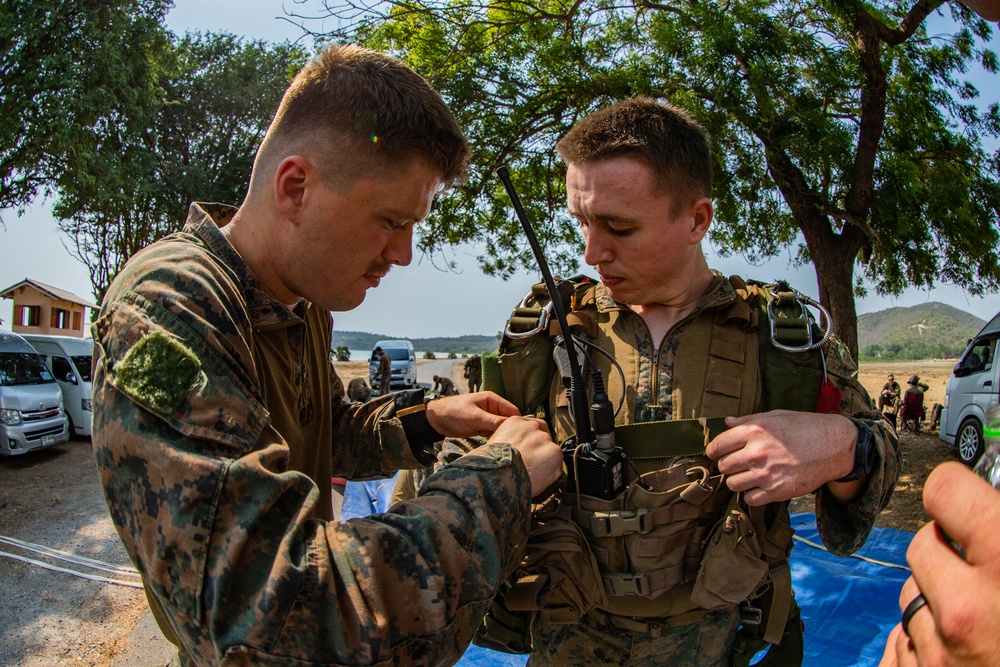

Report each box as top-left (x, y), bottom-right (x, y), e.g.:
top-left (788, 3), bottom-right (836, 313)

top-left (705, 410), bottom-right (858, 506)
top-left (880, 462), bottom-right (1000, 667)
top-left (424, 391), bottom-right (521, 438)
top-left (488, 416), bottom-right (562, 497)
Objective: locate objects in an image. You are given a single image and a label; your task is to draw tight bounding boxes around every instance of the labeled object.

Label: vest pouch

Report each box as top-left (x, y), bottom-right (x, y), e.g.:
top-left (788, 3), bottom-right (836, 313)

top-left (497, 334), bottom-right (555, 415)
top-left (615, 464), bottom-right (728, 599)
top-left (510, 516), bottom-right (607, 620)
top-left (691, 494), bottom-right (770, 610)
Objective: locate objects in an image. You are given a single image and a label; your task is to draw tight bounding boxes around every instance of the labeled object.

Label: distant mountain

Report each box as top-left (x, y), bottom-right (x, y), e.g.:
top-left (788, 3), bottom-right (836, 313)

top-left (332, 330), bottom-right (500, 356)
top-left (857, 302), bottom-right (986, 360)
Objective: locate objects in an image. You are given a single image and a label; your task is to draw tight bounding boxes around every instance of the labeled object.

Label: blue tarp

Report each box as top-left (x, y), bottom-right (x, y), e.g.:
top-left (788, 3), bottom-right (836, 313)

top-left (343, 477), bottom-right (912, 666)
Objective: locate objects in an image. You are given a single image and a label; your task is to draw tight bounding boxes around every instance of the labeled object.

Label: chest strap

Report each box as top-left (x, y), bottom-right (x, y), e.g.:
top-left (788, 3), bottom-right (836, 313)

top-left (614, 416), bottom-right (730, 460)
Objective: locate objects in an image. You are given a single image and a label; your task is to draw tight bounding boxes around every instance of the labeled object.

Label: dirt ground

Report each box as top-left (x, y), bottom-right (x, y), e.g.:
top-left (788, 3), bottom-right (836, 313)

top-left (0, 359), bottom-right (956, 666)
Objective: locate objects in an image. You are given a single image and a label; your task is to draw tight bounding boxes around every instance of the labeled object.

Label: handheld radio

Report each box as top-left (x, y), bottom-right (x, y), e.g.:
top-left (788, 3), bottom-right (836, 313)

top-left (496, 167), bottom-right (627, 500)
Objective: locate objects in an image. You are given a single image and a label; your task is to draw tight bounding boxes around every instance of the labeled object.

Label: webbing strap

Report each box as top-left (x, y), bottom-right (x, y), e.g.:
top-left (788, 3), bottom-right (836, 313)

top-left (762, 563), bottom-right (792, 644)
top-left (614, 416), bottom-right (730, 460)
top-left (602, 556), bottom-right (698, 597)
top-left (602, 608), bottom-right (710, 636)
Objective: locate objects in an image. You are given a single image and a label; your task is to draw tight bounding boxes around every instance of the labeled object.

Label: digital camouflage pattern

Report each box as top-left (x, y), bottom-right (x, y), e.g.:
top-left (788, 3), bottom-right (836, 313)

top-left (530, 608), bottom-right (740, 667)
top-left (91, 203), bottom-right (533, 666)
top-left (519, 275), bottom-right (900, 665)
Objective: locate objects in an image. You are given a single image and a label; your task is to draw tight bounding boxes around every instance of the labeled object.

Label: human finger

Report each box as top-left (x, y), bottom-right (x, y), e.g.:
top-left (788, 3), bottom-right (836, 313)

top-left (900, 593), bottom-right (929, 640)
top-left (469, 391), bottom-right (522, 418)
top-left (704, 417), bottom-right (751, 459)
top-left (877, 623), bottom-right (902, 667)
top-left (923, 461), bottom-right (1000, 562)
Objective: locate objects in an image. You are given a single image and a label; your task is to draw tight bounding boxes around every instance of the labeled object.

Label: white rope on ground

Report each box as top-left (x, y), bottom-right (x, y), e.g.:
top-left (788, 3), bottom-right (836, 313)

top-left (0, 534), bottom-right (143, 588)
top-left (792, 534), bottom-right (912, 572)
top-left (0, 549), bottom-right (144, 588)
top-left (0, 534), bottom-right (139, 575)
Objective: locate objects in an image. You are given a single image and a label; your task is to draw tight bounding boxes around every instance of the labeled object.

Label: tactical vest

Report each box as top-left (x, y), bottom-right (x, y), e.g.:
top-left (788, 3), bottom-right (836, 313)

top-left (480, 275), bottom-right (832, 660)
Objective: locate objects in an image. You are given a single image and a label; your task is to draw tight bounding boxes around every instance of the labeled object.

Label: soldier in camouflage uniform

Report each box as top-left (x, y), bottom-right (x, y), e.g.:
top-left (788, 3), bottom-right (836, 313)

top-left (490, 99), bottom-right (900, 666)
top-left (90, 45), bottom-right (562, 667)
top-left (433, 374), bottom-right (460, 396)
top-left (465, 354), bottom-right (483, 393)
top-left (375, 346), bottom-right (392, 396)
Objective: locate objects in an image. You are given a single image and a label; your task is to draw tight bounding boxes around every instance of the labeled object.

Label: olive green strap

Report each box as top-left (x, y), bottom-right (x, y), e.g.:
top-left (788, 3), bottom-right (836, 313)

top-left (614, 417), bottom-right (731, 460)
top-left (482, 351), bottom-right (504, 397)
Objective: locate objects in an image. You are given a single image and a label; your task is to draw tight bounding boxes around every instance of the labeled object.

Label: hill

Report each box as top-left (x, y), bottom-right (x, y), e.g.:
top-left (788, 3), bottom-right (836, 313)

top-left (857, 302), bottom-right (986, 360)
top-left (332, 300), bottom-right (989, 362)
top-left (331, 330), bottom-right (499, 356)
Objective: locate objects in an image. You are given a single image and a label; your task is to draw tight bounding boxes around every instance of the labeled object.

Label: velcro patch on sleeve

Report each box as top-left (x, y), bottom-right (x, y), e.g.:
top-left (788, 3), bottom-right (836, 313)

top-left (114, 331), bottom-right (203, 414)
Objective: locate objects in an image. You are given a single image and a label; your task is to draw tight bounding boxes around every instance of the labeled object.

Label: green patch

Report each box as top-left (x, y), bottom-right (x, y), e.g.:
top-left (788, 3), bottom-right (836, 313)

top-left (115, 331), bottom-right (202, 414)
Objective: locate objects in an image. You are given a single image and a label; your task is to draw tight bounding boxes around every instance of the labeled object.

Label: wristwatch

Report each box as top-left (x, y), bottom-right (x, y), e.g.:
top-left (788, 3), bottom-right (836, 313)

top-left (394, 388), bottom-right (443, 464)
top-left (835, 418), bottom-right (878, 483)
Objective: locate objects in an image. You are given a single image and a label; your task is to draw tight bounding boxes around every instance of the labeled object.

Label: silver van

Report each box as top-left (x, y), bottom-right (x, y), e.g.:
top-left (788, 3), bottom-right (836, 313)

top-left (0, 331), bottom-right (71, 456)
top-left (368, 339), bottom-right (417, 392)
top-left (940, 311), bottom-right (1000, 465)
top-left (21, 334), bottom-right (93, 437)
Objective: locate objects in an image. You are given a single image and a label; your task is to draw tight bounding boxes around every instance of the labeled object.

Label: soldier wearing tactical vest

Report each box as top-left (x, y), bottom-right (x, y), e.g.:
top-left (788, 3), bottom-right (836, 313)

top-left (465, 354), bottom-right (483, 393)
top-left (477, 99), bottom-right (900, 666)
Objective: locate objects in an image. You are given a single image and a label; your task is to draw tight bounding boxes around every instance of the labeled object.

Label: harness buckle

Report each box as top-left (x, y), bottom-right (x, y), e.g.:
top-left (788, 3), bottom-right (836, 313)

top-left (505, 300), bottom-right (554, 339)
top-left (766, 285), bottom-right (833, 353)
top-left (739, 601), bottom-right (763, 626)
top-left (604, 573), bottom-right (650, 596)
top-left (590, 509), bottom-right (651, 537)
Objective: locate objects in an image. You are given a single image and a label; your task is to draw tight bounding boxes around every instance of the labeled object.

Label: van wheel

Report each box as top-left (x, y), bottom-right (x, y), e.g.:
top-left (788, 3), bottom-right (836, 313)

top-left (956, 417), bottom-right (984, 466)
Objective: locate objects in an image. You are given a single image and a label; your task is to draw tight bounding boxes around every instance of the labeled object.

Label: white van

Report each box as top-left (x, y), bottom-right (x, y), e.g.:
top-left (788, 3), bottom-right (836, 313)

top-left (368, 340), bottom-right (417, 392)
top-left (22, 334), bottom-right (94, 437)
top-left (940, 312), bottom-right (1000, 464)
top-left (0, 331), bottom-right (71, 456)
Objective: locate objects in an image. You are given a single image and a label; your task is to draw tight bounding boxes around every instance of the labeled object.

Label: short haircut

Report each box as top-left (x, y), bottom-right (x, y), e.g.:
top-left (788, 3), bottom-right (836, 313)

top-left (556, 97), bottom-right (712, 208)
top-left (253, 44), bottom-right (468, 192)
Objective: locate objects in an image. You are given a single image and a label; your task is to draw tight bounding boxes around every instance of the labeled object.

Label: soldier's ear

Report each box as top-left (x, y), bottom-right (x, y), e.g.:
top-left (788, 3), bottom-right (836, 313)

top-left (688, 197), bottom-right (713, 243)
top-left (274, 156), bottom-right (315, 220)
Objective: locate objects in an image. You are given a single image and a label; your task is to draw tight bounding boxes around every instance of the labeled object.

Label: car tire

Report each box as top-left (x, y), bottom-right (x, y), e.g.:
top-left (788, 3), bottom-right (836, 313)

top-left (956, 416), bottom-right (984, 466)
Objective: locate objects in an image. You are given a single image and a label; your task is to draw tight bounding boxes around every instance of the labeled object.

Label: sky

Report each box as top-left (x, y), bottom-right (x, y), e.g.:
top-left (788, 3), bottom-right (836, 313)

top-left (2, 0), bottom-right (999, 338)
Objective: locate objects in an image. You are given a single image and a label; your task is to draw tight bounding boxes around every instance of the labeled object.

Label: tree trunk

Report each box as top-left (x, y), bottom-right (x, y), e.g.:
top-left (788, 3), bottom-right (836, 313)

top-left (811, 240), bottom-right (861, 364)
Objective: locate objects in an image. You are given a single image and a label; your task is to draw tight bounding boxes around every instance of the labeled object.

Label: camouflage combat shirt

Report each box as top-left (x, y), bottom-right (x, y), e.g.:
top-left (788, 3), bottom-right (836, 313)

top-left (91, 203), bottom-right (532, 666)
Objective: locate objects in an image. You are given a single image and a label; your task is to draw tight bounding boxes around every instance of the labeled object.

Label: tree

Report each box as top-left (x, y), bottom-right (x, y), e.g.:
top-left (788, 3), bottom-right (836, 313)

top-left (335, 345), bottom-right (352, 361)
top-left (0, 0), bottom-right (172, 217)
top-left (53, 33), bottom-right (307, 302)
top-left (300, 0), bottom-right (1000, 358)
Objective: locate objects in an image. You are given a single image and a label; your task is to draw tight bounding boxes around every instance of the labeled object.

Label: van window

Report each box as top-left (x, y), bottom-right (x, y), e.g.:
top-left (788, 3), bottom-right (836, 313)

top-left (0, 353), bottom-right (55, 386)
top-left (386, 348), bottom-right (412, 361)
top-left (52, 356), bottom-right (74, 380)
top-left (71, 356), bottom-right (93, 382)
top-left (963, 337), bottom-right (996, 374)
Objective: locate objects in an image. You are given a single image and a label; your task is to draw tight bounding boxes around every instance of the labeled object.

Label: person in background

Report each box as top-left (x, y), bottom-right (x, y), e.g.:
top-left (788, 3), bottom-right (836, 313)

top-left (879, 373), bottom-right (902, 428)
top-left (90, 43), bottom-right (562, 666)
top-left (465, 354), bottom-right (483, 393)
top-left (898, 375), bottom-right (927, 433)
top-left (347, 376), bottom-right (372, 402)
top-left (374, 345), bottom-right (392, 396)
top-left (433, 374), bottom-right (460, 396)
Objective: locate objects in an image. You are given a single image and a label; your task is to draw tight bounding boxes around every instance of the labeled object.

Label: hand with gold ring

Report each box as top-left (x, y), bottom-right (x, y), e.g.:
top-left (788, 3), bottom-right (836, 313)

top-left (878, 463), bottom-right (1000, 666)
